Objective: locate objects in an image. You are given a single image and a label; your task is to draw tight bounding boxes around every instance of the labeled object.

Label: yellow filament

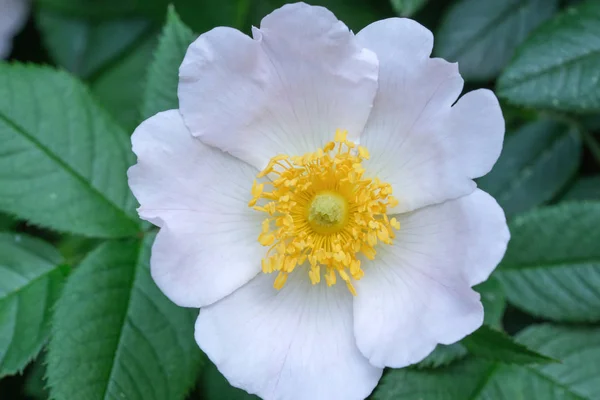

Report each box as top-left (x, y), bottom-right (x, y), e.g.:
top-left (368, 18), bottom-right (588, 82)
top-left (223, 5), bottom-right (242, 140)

top-left (249, 129), bottom-right (400, 295)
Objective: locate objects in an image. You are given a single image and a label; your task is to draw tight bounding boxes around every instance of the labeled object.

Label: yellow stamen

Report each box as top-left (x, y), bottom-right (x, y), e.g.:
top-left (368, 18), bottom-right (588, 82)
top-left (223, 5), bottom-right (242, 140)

top-left (249, 131), bottom-right (400, 294)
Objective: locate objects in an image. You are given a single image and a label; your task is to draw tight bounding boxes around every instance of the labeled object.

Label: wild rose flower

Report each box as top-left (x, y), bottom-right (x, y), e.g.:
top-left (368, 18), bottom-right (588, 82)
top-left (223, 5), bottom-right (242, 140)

top-left (128, 3), bottom-right (509, 399)
top-left (0, 0), bottom-right (28, 59)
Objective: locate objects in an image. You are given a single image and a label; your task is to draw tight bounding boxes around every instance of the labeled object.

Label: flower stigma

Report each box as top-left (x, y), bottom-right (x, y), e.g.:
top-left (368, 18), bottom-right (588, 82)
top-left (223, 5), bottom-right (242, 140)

top-left (308, 191), bottom-right (349, 233)
top-left (249, 129), bottom-right (400, 295)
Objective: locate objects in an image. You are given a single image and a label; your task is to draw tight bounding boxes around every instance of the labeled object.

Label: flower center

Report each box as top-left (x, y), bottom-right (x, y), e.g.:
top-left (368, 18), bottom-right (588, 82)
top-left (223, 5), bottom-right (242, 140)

top-left (307, 191), bottom-right (348, 233)
top-left (249, 129), bottom-right (400, 295)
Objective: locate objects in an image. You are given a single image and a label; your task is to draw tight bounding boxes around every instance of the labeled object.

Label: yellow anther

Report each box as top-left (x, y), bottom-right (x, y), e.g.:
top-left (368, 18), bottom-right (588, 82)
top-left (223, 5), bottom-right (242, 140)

top-left (349, 260), bottom-right (361, 275)
top-left (262, 258), bottom-right (272, 273)
top-left (325, 269), bottom-right (337, 286)
top-left (334, 129), bottom-right (348, 142)
top-left (284, 257), bottom-right (297, 272)
top-left (274, 271), bottom-right (288, 290)
top-left (377, 228), bottom-right (390, 243)
top-left (252, 180), bottom-right (264, 198)
top-left (358, 146), bottom-right (370, 160)
top-left (258, 232), bottom-right (275, 246)
top-left (367, 231), bottom-right (377, 247)
top-left (362, 245), bottom-right (376, 260)
top-left (262, 219), bottom-right (270, 233)
top-left (250, 131), bottom-right (400, 294)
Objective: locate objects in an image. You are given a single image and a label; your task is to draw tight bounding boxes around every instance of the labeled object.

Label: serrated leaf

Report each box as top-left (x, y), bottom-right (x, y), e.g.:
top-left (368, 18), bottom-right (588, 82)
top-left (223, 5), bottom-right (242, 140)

top-left (496, 202), bottom-right (600, 322)
top-left (498, 0), bottom-right (600, 113)
top-left (0, 233), bottom-right (65, 377)
top-left (435, 0), bottom-right (557, 82)
top-left (462, 325), bottom-right (556, 365)
top-left (415, 343), bottom-right (468, 369)
top-left (141, 7), bottom-right (195, 120)
top-left (0, 64), bottom-right (140, 237)
top-left (57, 235), bottom-right (100, 267)
top-left (373, 324), bottom-right (600, 400)
top-left (390, 0), bottom-right (429, 17)
top-left (23, 354), bottom-right (50, 400)
top-left (47, 234), bottom-right (203, 400)
top-left (416, 277), bottom-right (506, 368)
top-left (562, 176), bottom-right (600, 201)
top-left (478, 120), bottom-right (581, 217)
top-left (516, 324), bottom-right (600, 399)
top-left (375, 358), bottom-right (494, 400)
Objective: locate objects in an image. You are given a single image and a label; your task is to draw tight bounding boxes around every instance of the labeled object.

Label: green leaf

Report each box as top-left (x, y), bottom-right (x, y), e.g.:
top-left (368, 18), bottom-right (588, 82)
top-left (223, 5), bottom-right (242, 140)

top-left (477, 119), bottom-right (581, 217)
top-left (373, 324), bottom-right (600, 399)
top-left (90, 34), bottom-right (158, 130)
top-left (0, 64), bottom-right (140, 237)
top-left (435, 0), bottom-right (558, 82)
top-left (416, 277), bottom-right (506, 368)
top-left (202, 361), bottom-right (259, 400)
top-left (415, 343), bottom-right (468, 369)
top-left (498, 0), bottom-right (600, 113)
top-left (562, 176), bottom-right (600, 201)
top-left (0, 233), bottom-right (65, 377)
top-left (476, 277), bottom-right (507, 329)
top-left (496, 202), bottom-right (600, 322)
top-left (462, 325), bottom-right (556, 365)
top-left (37, 0), bottom-right (161, 20)
top-left (36, 9), bottom-right (153, 79)
top-left (24, 354), bottom-right (50, 400)
top-left (516, 324), bottom-right (600, 399)
top-left (47, 234), bottom-right (203, 400)
top-left (390, 0), bottom-right (429, 17)
top-left (581, 114), bottom-right (600, 132)
top-left (36, 9), bottom-right (159, 130)
top-left (0, 213), bottom-right (17, 231)
top-left (56, 235), bottom-right (100, 267)
top-left (141, 7), bottom-right (195, 120)
top-left (374, 358), bottom-right (493, 400)
top-left (37, 0), bottom-right (249, 33)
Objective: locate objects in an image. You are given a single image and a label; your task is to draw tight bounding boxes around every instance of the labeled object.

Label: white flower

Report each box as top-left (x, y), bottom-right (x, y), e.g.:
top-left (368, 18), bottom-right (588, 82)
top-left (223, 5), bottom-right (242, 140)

top-left (0, 0), bottom-right (28, 59)
top-left (128, 3), bottom-right (509, 400)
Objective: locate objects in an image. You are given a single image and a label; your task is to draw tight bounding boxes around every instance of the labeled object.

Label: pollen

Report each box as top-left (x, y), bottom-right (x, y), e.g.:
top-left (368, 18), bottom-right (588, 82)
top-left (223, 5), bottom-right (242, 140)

top-left (249, 129), bottom-right (400, 295)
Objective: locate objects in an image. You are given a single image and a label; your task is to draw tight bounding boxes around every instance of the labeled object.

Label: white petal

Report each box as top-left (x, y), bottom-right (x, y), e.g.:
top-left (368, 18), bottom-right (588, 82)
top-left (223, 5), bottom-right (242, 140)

top-left (178, 3), bottom-right (378, 170)
top-left (353, 190), bottom-right (509, 368)
top-left (196, 273), bottom-right (383, 400)
top-left (0, 0), bottom-right (28, 58)
top-left (128, 110), bottom-right (263, 308)
top-left (357, 19), bottom-right (504, 213)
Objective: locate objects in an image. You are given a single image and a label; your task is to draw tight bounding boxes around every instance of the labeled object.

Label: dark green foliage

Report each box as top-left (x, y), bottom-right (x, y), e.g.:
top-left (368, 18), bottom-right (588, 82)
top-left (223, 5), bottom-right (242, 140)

top-left (47, 235), bottom-right (203, 400)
